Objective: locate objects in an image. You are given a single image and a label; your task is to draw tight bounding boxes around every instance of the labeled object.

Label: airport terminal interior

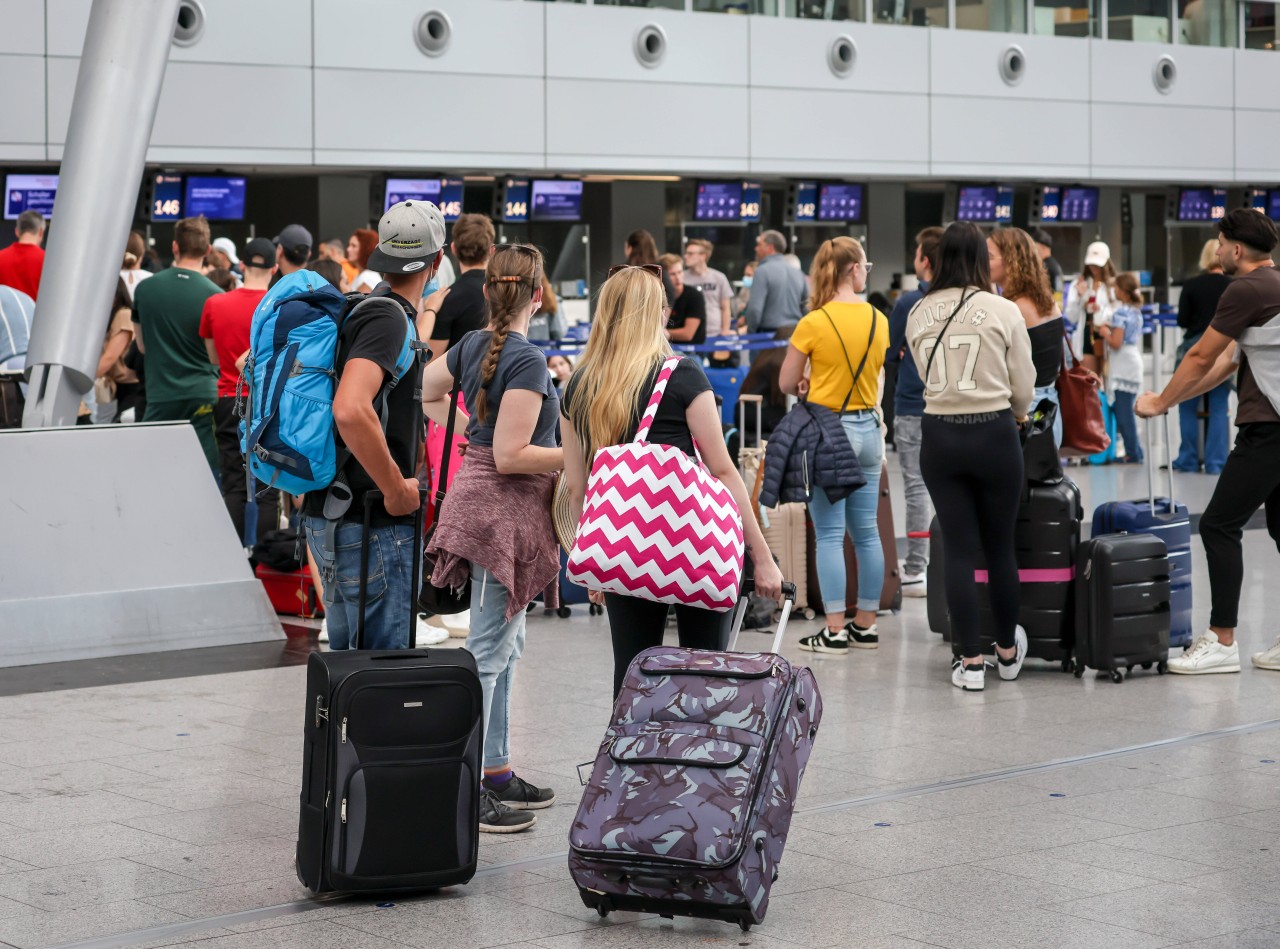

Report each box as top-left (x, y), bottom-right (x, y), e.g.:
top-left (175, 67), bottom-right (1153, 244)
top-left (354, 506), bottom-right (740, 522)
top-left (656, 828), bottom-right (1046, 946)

top-left (3, 0), bottom-right (1280, 946)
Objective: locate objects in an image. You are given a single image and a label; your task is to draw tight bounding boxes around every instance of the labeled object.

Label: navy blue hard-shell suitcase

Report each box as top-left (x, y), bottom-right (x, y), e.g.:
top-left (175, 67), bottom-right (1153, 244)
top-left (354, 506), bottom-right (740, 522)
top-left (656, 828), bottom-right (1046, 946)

top-left (1090, 417), bottom-right (1192, 649)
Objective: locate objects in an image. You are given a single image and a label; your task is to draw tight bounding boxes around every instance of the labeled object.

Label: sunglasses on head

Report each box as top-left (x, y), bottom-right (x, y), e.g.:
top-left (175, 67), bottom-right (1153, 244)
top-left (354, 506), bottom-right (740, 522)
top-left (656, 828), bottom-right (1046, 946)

top-left (607, 263), bottom-right (663, 281)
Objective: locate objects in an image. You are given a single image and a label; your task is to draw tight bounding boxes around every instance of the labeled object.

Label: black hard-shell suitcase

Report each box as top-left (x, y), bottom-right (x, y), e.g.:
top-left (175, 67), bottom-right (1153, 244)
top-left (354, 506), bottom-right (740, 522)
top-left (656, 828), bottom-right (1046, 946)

top-left (296, 492), bottom-right (483, 894)
top-left (1074, 533), bottom-right (1171, 683)
top-left (935, 480), bottom-right (1082, 669)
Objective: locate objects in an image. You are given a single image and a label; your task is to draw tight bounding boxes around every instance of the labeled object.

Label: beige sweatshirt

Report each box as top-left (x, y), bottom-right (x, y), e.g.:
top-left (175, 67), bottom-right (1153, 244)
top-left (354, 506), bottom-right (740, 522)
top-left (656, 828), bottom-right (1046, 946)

top-left (906, 287), bottom-right (1035, 418)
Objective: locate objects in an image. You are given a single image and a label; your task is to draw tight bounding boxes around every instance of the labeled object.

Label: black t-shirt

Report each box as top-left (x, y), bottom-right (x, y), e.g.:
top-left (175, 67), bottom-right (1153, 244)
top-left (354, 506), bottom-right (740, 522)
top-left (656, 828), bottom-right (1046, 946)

top-left (666, 287), bottom-right (707, 345)
top-left (431, 269), bottom-right (487, 351)
top-left (305, 288), bottom-right (423, 522)
top-left (562, 356), bottom-right (712, 459)
top-left (446, 330), bottom-right (560, 450)
top-left (1178, 271), bottom-right (1232, 341)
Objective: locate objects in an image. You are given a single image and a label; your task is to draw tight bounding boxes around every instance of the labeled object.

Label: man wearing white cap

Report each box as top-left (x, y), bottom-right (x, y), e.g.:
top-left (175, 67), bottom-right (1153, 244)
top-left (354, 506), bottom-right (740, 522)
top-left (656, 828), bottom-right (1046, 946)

top-left (302, 200), bottom-right (446, 650)
top-left (1066, 241), bottom-right (1117, 376)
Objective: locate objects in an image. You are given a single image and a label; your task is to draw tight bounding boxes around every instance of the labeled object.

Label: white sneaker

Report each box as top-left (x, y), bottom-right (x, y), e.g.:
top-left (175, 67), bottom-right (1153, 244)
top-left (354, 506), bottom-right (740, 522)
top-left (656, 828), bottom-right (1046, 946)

top-left (317, 618), bottom-right (329, 643)
top-left (901, 572), bottom-right (927, 598)
top-left (951, 659), bottom-right (987, 691)
top-left (416, 615), bottom-right (449, 647)
top-left (997, 625), bottom-right (1028, 681)
top-left (441, 609), bottom-right (471, 639)
top-left (1167, 630), bottom-right (1241, 675)
top-left (1251, 635), bottom-right (1280, 671)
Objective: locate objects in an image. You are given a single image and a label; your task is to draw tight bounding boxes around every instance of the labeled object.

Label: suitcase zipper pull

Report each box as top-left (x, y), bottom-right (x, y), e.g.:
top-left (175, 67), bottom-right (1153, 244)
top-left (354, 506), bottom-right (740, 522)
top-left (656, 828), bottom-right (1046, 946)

top-left (340, 717), bottom-right (348, 743)
top-left (341, 798), bottom-right (347, 823)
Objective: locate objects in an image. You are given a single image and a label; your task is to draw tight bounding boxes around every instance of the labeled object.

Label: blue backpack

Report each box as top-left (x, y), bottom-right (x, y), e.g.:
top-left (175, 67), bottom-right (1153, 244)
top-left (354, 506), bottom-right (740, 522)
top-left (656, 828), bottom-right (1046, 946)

top-left (239, 270), bottom-right (418, 501)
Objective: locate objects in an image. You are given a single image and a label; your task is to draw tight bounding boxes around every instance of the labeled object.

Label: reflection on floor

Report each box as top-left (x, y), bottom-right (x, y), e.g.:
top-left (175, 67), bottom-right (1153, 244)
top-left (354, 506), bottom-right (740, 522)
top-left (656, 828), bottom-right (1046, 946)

top-left (0, 460), bottom-right (1278, 949)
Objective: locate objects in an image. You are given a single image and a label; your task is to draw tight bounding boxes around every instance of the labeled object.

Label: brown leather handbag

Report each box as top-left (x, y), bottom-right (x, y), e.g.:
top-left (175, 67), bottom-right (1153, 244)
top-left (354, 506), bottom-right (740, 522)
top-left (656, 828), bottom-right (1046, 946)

top-left (1057, 328), bottom-right (1111, 457)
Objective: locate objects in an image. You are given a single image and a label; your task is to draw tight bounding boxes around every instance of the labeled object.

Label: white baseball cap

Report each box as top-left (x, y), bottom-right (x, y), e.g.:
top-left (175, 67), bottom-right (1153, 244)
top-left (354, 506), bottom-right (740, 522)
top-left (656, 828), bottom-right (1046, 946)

top-left (211, 237), bottom-right (239, 266)
top-left (1083, 241), bottom-right (1111, 268)
top-left (367, 201), bottom-right (446, 275)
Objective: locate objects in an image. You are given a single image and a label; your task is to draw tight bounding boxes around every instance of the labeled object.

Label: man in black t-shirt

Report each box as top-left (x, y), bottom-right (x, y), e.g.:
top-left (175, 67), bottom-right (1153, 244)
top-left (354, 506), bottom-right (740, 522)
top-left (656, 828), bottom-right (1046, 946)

top-left (303, 200), bottom-right (445, 650)
top-left (659, 254), bottom-right (707, 346)
top-left (426, 213), bottom-right (494, 357)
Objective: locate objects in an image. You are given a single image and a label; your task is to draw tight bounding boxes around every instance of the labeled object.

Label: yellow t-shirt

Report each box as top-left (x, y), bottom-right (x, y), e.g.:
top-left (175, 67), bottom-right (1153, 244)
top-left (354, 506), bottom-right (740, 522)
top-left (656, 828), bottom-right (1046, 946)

top-left (790, 301), bottom-right (889, 413)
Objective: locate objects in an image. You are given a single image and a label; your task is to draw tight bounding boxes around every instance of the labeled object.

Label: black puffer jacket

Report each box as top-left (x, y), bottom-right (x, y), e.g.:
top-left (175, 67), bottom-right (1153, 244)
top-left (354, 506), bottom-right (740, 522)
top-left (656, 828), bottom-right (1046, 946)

top-left (759, 402), bottom-right (865, 508)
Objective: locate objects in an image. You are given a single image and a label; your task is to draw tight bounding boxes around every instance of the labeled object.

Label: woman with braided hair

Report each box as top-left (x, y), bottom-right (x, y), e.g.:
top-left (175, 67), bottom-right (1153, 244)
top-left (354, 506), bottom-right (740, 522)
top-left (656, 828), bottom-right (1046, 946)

top-left (421, 243), bottom-right (564, 834)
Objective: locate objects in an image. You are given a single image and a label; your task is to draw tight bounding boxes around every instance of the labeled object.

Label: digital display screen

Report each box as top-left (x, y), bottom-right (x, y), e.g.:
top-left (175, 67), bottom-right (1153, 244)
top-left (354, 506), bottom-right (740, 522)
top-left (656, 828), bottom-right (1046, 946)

top-left (996, 187), bottom-right (1014, 224)
top-left (957, 186), bottom-right (998, 222)
top-left (4, 174), bottom-right (58, 220)
top-left (184, 176), bottom-right (246, 220)
top-left (439, 178), bottom-right (463, 222)
top-left (1038, 186), bottom-right (1061, 223)
top-left (793, 181), bottom-right (817, 223)
top-left (817, 183), bottom-right (864, 222)
top-left (384, 178), bottom-right (441, 212)
top-left (530, 180), bottom-right (583, 222)
top-left (1269, 190), bottom-right (1280, 222)
top-left (151, 173), bottom-right (183, 222)
top-left (502, 178), bottom-right (529, 223)
top-left (694, 181), bottom-right (742, 222)
top-left (1060, 186), bottom-right (1099, 223)
top-left (740, 182), bottom-right (762, 223)
top-left (1251, 189), bottom-right (1269, 213)
top-left (1177, 188), bottom-right (1226, 222)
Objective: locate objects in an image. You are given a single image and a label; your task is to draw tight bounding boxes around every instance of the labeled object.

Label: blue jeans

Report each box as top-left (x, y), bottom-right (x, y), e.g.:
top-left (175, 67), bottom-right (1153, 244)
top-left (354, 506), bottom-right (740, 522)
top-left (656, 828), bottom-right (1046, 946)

top-left (808, 413), bottom-right (885, 615)
top-left (304, 515), bottom-right (416, 650)
top-left (466, 565), bottom-right (526, 773)
top-left (1112, 391), bottom-right (1143, 463)
top-left (1033, 383), bottom-right (1063, 449)
top-left (1175, 381), bottom-right (1231, 472)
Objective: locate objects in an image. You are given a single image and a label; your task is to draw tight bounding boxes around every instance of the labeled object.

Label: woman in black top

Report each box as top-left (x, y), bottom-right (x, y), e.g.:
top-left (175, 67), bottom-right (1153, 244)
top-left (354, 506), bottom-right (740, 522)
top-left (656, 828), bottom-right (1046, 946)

top-left (1173, 240), bottom-right (1233, 473)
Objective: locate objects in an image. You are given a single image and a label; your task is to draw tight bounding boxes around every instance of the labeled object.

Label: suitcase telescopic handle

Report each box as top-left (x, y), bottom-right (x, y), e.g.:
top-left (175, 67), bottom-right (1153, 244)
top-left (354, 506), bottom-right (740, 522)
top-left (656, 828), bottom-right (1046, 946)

top-left (728, 580), bottom-right (798, 654)
top-left (1143, 414), bottom-right (1176, 517)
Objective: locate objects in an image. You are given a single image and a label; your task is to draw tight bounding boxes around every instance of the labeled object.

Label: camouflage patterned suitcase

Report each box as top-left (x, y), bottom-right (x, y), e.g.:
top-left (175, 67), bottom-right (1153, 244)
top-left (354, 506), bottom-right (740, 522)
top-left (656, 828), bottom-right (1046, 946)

top-left (567, 582), bottom-right (822, 932)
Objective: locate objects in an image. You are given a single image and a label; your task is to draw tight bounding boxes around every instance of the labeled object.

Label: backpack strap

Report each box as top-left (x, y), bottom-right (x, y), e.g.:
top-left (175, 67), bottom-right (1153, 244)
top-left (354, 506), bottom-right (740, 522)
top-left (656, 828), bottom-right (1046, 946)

top-left (634, 355), bottom-right (682, 443)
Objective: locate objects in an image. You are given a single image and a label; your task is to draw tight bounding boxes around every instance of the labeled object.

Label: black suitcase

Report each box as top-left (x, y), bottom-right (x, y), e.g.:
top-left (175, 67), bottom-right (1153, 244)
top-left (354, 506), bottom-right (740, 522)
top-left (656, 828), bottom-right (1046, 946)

top-left (935, 480), bottom-right (1081, 669)
top-left (296, 493), bottom-right (483, 894)
top-left (1074, 533), bottom-right (1171, 683)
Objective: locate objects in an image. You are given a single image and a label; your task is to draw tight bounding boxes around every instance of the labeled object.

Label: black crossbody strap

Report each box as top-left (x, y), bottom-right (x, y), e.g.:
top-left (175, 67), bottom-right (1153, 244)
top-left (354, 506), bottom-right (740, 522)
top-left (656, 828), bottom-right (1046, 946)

top-left (821, 305), bottom-right (878, 415)
top-left (924, 287), bottom-right (979, 390)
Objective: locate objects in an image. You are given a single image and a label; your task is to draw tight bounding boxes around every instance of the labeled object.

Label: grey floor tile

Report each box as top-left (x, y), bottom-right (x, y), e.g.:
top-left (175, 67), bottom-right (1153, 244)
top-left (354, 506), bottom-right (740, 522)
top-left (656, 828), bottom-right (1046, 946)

top-left (1013, 762), bottom-right (1172, 796)
top-left (138, 875), bottom-right (314, 918)
top-left (751, 887), bottom-right (947, 948)
top-left (1040, 785), bottom-right (1258, 830)
top-left (0, 759), bottom-right (160, 796)
top-left (973, 851), bottom-right (1160, 896)
top-left (336, 892), bottom-right (589, 948)
top-left (0, 789), bottom-right (174, 833)
top-left (0, 822), bottom-right (188, 870)
top-left (1181, 869), bottom-right (1280, 909)
top-left (1104, 821), bottom-right (1280, 872)
top-left (1145, 769), bottom-right (1280, 807)
top-left (0, 858), bottom-right (203, 912)
top-left (0, 898), bottom-right (188, 949)
top-left (823, 747), bottom-right (1004, 785)
top-left (793, 798), bottom-right (952, 835)
top-left (124, 835), bottom-right (298, 886)
top-left (1215, 806), bottom-right (1280, 834)
top-left (104, 745), bottom-right (289, 782)
top-left (118, 802), bottom-right (295, 846)
top-left (148, 917), bottom-right (413, 948)
top-left (898, 906), bottom-right (1174, 949)
top-left (1039, 840), bottom-right (1220, 882)
top-left (108, 772), bottom-right (298, 812)
top-left (0, 735), bottom-right (152, 770)
top-left (842, 863), bottom-right (1093, 920)
top-left (1053, 882), bottom-right (1280, 941)
top-left (1174, 929), bottom-right (1280, 948)
top-left (533, 915), bottom-right (796, 948)
top-left (497, 878), bottom-right (653, 925)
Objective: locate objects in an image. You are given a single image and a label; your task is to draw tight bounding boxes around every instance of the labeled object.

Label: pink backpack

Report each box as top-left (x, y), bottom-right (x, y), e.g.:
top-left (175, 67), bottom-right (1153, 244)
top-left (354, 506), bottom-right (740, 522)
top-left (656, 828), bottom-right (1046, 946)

top-left (566, 356), bottom-right (745, 611)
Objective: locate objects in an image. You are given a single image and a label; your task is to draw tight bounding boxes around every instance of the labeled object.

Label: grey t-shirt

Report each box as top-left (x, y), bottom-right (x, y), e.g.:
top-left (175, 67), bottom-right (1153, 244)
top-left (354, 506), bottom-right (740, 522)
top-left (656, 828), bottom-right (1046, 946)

top-left (683, 268), bottom-right (733, 337)
top-left (446, 330), bottom-right (560, 449)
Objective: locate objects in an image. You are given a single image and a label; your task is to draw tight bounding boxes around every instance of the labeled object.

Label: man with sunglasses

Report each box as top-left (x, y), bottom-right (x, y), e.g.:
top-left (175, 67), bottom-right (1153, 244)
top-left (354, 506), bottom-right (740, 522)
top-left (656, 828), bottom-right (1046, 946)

top-left (744, 230), bottom-right (807, 336)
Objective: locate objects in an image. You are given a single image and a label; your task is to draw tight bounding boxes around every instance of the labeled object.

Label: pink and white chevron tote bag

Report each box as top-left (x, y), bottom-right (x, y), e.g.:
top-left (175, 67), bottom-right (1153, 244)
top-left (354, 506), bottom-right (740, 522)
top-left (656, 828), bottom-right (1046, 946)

top-left (566, 356), bottom-right (745, 612)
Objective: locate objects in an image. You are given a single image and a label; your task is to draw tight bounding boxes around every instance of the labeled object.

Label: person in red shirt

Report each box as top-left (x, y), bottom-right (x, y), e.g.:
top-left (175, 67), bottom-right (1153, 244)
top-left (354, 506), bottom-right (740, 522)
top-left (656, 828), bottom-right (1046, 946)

top-left (0, 211), bottom-right (46, 299)
top-left (199, 236), bottom-right (278, 545)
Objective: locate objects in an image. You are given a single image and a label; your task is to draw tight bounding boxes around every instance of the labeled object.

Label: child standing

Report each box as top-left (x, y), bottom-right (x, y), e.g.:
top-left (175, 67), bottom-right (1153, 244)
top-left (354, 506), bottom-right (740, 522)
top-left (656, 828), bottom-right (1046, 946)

top-left (1101, 273), bottom-right (1146, 464)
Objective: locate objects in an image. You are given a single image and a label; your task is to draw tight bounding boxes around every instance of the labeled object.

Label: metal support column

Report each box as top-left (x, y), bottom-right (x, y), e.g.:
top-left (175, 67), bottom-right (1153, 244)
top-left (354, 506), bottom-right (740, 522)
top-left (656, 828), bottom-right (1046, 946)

top-left (23, 0), bottom-right (181, 428)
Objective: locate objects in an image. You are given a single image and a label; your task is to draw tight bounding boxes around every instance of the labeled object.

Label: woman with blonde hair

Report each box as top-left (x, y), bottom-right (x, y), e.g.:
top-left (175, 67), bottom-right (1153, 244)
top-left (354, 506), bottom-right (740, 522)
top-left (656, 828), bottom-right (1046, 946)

top-left (989, 227), bottom-right (1065, 445)
top-left (421, 244), bottom-right (563, 833)
top-left (560, 265), bottom-right (783, 697)
top-left (780, 236), bottom-right (890, 655)
top-left (1173, 238), bottom-right (1232, 473)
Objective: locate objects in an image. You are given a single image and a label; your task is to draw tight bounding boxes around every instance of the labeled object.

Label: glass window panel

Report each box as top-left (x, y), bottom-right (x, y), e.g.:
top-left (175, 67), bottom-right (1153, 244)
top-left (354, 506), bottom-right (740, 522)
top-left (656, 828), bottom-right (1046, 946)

top-left (1108, 0), bottom-right (1172, 41)
top-left (594, 0), bottom-right (685, 9)
top-left (786, 0), bottom-right (865, 19)
top-left (872, 0), bottom-right (949, 26)
top-left (697, 0), bottom-right (778, 10)
top-left (1033, 0), bottom-right (1100, 36)
top-left (957, 0), bottom-right (1027, 31)
top-left (1177, 0), bottom-right (1237, 45)
top-left (1244, 1), bottom-right (1279, 49)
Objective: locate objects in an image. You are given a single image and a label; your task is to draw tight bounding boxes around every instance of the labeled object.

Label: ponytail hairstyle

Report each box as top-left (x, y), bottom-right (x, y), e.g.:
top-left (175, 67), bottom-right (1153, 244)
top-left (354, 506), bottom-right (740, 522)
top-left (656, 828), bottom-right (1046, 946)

top-left (808, 236), bottom-right (865, 311)
top-left (1115, 272), bottom-right (1144, 307)
top-left (473, 243), bottom-right (544, 426)
top-left (122, 231), bottom-right (146, 270)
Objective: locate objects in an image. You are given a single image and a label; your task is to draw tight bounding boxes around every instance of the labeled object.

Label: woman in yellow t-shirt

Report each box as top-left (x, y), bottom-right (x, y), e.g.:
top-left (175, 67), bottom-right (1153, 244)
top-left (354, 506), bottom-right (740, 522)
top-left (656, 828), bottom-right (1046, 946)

top-left (780, 237), bottom-right (890, 655)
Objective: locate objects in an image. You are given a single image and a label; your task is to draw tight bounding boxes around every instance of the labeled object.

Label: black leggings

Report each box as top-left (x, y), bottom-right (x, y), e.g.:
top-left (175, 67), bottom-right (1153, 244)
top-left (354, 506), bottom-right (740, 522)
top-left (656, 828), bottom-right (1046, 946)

top-left (605, 594), bottom-right (733, 697)
top-left (1200, 423), bottom-right (1280, 629)
top-left (921, 412), bottom-right (1023, 660)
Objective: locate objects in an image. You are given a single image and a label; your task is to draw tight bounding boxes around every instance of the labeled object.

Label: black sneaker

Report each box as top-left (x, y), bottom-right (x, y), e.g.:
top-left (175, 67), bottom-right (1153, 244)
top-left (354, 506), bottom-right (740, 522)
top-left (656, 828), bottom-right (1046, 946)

top-left (485, 773), bottom-right (556, 810)
top-left (845, 623), bottom-right (879, 649)
top-left (798, 628), bottom-right (849, 656)
top-left (478, 788), bottom-right (536, 833)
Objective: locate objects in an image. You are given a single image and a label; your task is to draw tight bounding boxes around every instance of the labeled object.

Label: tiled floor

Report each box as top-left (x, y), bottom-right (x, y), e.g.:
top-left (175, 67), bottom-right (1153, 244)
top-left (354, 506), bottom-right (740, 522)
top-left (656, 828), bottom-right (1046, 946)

top-left (3, 456), bottom-right (1280, 949)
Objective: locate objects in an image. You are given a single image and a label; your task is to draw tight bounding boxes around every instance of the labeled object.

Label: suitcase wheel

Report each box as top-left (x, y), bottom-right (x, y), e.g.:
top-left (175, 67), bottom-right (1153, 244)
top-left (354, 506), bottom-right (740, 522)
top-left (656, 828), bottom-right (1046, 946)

top-left (1141, 662), bottom-right (1153, 670)
top-left (1074, 665), bottom-right (1084, 679)
top-left (1061, 658), bottom-right (1075, 674)
top-left (596, 906), bottom-right (610, 919)
top-left (557, 606), bottom-right (572, 619)
top-left (1110, 669), bottom-right (1125, 684)
top-left (1157, 660), bottom-right (1168, 675)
